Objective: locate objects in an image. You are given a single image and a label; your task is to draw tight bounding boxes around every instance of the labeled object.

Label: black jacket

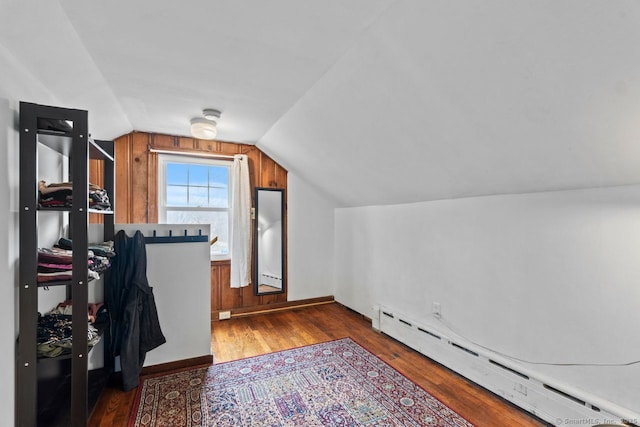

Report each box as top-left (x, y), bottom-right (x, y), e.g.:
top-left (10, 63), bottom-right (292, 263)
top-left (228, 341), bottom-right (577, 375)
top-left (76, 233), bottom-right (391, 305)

top-left (107, 230), bottom-right (166, 390)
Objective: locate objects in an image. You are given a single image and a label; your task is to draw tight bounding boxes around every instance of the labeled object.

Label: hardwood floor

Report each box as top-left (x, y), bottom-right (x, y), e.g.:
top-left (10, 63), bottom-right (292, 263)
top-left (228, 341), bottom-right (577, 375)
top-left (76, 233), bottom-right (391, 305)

top-left (89, 302), bottom-right (547, 426)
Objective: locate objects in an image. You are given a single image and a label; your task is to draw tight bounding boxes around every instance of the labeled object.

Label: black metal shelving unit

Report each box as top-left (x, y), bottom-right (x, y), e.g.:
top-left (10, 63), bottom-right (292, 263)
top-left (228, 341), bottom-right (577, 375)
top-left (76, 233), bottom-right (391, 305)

top-left (17, 102), bottom-right (115, 427)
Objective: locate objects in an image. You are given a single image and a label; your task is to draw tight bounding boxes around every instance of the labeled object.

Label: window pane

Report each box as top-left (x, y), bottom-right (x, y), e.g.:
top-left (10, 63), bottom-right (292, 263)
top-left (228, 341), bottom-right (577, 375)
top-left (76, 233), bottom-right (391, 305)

top-left (166, 210), bottom-right (229, 257)
top-left (189, 165), bottom-right (208, 186)
top-left (166, 163), bottom-right (188, 185)
top-left (209, 188), bottom-right (229, 208)
top-left (209, 166), bottom-right (228, 188)
top-left (160, 157), bottom-right (232, 260)
top-left (167, 185), bottom-right (188, 206)
top-left (189, 186), bottom-right (209, 206)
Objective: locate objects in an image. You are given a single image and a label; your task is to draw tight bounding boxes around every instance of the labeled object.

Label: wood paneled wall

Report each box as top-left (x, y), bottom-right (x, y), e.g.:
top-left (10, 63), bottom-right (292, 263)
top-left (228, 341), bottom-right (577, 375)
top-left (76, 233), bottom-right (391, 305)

top-left (113, 131), bottom-right (288, 318)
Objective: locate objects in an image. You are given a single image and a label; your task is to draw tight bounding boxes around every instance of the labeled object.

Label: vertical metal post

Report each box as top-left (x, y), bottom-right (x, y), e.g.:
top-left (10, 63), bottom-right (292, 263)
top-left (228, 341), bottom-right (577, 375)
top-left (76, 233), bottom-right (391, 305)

top-left (70, 109), bottom-right (89, 427)
top-left (17, 102), bottom-right (39, 427)
top-left (96, 139), bottom-right (115, 371)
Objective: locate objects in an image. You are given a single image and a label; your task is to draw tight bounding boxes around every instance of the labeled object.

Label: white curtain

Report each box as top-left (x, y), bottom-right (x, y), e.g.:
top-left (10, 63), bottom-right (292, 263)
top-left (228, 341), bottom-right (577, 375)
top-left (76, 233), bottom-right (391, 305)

top-left (230, 154), bottom-right (251, 288)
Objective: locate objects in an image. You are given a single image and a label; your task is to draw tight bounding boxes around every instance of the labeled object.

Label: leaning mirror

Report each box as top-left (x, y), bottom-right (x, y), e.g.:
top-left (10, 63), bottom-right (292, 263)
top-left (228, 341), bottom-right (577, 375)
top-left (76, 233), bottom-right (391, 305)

top-left (254, 187), bottom-right (285, 295)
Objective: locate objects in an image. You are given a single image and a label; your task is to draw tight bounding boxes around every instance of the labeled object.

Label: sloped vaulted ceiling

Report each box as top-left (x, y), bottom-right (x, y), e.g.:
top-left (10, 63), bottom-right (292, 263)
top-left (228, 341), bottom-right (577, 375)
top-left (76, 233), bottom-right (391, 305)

top-left (259, 1), bottom-right (640, 206)
top-left (3, 0), bottom-right (640, 206)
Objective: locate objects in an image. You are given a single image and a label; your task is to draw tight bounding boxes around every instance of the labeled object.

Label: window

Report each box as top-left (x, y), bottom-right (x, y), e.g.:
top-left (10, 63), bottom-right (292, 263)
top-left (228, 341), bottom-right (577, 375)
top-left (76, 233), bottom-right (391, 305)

top-left (158, 154), bottom-right (231, 259)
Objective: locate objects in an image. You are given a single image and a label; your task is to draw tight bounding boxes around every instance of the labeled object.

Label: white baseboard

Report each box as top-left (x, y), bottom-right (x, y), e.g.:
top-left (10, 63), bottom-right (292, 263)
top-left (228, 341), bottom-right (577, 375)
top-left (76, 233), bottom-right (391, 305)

top-left (376, 305), bottom-right (639, 427)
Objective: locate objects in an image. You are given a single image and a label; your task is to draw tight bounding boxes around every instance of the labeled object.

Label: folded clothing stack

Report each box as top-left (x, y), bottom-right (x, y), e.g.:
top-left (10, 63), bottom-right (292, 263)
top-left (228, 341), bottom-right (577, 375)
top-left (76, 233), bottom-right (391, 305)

top-left (38, 180), bottom-right (112, 211)
top-left (37, 300), bottom-right (107, 358)
top-left (37, 247), bottom-right (73, 283)
top-left (38, 181), bottom-right (72, 208)
top-left (89, 184), bottom-right (111, 210)
top-left (56, 237), bottom-right (115, 276)
top-left (37, 238), bottom-right (115, 283)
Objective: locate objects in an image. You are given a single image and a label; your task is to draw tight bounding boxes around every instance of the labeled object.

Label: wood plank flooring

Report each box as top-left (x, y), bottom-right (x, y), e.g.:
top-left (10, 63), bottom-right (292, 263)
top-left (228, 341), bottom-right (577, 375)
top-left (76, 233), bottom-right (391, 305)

top-left (89, 302), bottom-right (547, 426)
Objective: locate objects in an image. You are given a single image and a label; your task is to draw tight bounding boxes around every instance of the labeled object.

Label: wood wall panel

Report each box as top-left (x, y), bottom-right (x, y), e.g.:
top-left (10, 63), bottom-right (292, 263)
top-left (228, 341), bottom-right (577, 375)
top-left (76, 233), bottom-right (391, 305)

top-left (152, 134), bottom-right (176, 149)
top-left (146, 153), bottom-right (158, 223)
top-left (242, 284), bottom-right (260, 308)
top-left (114, 132), bottom-right (288, 319)
top-left (259, 153), bottom-right (276, 187)
top-left (210, 264), bottom-right (221, 312)
top-left (260, 292), bottom-right (286, 305)
top-left (178, 136), bottom-right (196, 150)
top-left (114, 133), bottom-right (131, 224)
top-left (275, 164), bottom-right (287, 189)
top-left (218, 263), bottom-right (240, 309)
top-left (246, 148), bottom-right (260, 202)
top-left (130, 132), bottom-right (150, 223)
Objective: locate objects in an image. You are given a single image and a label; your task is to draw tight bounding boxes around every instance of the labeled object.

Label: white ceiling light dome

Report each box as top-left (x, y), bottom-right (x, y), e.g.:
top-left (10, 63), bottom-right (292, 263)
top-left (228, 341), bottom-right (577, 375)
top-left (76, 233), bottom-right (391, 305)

top-left (191, 109), bottom-right (221, 140)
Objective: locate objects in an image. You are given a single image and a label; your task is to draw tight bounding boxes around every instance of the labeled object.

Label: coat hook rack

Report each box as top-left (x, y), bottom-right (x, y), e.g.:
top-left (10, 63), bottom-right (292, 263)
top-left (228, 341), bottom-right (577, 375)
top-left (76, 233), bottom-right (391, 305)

top-left (144, 229), bottom-right (208, 244)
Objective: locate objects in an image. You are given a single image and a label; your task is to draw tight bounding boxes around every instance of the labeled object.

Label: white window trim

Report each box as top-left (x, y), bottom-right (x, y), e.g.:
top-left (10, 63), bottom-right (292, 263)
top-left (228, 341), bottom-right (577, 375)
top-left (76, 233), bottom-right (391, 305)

top-left (157, 153), bottom-right (233, 260)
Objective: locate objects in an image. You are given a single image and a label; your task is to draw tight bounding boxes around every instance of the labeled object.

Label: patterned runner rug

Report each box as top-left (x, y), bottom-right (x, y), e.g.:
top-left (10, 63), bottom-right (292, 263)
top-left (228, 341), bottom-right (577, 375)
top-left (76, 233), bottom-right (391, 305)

top-left (128, 337), bottom-right (474, 426)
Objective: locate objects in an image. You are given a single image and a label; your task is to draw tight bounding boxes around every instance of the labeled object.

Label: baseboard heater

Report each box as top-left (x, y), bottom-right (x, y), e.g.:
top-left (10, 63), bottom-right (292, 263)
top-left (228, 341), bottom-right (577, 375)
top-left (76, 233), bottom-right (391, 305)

top-left (373, 304), bottom-right (639, 426)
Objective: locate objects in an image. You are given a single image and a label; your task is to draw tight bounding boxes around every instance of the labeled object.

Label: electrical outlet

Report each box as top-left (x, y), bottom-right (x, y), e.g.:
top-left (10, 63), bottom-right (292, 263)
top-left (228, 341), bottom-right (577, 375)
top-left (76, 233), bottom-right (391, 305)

top-left (432, 302), bottom-right (441, 319)
top-left (219, 311), bottom-right (231, 320)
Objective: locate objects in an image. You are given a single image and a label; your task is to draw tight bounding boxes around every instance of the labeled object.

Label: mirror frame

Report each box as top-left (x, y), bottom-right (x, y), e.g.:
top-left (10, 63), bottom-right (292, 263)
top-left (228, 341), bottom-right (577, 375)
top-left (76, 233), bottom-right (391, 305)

top-left (254, 187), bottom-right (286, 295)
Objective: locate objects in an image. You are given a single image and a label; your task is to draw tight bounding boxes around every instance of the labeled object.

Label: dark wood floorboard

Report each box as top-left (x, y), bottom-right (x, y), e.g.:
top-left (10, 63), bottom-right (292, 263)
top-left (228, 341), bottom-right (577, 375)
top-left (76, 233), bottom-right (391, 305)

top-left (89, 302), bottom-right (547, 426)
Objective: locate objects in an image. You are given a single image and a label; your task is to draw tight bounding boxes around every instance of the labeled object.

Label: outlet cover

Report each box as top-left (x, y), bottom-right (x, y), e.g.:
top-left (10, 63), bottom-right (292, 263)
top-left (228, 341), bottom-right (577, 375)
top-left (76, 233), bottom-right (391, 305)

top-left (219, 311), bottom-right (231, 320)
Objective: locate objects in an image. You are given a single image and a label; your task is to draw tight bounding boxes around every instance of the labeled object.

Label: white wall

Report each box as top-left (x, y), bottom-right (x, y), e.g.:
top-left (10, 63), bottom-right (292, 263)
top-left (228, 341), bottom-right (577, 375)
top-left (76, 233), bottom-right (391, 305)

top-left (335, 184), bottom-right (640, 414)
top-left (0, 94), bottom-right (17, 427)
top-left (287, 172), bottom-right (339, 301)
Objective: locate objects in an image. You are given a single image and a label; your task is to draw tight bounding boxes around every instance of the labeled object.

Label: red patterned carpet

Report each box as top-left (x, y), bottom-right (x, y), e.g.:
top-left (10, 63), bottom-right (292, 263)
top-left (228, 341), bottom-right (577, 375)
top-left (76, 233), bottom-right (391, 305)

top-left (129, 338), bottom-right (474, 426)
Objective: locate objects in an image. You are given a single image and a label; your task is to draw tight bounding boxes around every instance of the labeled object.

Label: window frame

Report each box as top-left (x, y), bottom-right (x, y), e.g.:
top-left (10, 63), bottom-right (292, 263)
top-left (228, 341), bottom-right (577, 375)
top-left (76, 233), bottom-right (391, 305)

top-left (157, 153), bottom-right (233, 260)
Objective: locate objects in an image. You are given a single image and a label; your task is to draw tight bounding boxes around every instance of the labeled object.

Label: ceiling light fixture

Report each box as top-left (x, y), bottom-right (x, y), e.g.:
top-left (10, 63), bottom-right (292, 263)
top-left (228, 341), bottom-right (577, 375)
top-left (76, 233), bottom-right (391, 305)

top-left (190, 109), bottom-right (221, 140)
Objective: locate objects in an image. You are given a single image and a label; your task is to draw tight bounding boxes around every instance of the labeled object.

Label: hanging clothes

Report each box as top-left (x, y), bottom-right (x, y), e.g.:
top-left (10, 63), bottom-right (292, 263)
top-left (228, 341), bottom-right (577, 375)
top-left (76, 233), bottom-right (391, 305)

top-left (107, 230), bottom-right (166, 391)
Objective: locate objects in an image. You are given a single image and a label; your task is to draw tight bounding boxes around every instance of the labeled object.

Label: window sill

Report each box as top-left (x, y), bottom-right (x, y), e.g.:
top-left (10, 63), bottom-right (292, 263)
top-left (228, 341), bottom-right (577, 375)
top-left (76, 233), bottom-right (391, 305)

top-left (211, 259), bottom-right (231, 266)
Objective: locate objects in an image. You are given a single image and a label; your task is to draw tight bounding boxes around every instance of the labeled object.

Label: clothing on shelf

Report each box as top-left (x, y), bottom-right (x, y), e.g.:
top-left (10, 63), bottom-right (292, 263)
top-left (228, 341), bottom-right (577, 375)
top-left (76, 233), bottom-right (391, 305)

top-left (37, 247), bottom-right (73, 264)
top-left (36, 239), bottom-right (115, 283)
top-left (38, 180), bottom-right (112, 211)
top-left (38, 181), bottom-right (72, 208)
top-left (37, 300), bottom-right (108, 358)
top-left (58, 237), bottom-right (116, 258)
top-left (88, 303), bottom-right (107, 324)
top-left (51, 300), bottom-right (108, 324)
top-left (37, 247), bottom-right (73, 282)
top-left (107, 230), bottom-right (166, 391)
top-left (57, 237), bottom-right (115, 277)
top-left (89, 185), bottom-right (111, 210)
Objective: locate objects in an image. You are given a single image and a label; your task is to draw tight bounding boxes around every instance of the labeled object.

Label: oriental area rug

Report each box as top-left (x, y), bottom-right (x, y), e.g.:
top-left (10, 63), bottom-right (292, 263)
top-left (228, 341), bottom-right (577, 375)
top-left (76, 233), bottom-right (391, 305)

top-left (128, 338), bottom-right (474, 426)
